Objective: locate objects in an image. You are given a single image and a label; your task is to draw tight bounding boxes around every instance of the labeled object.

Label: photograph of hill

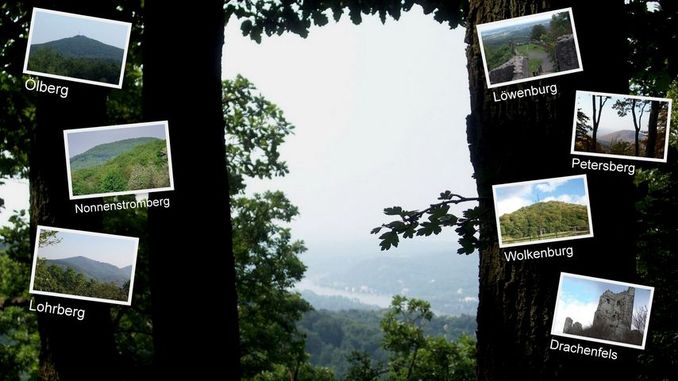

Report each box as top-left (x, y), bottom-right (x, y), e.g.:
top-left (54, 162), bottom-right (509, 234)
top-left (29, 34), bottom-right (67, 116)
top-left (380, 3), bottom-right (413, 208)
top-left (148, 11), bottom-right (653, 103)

top-left (477, 8), bottom-right (582, 88)
top-left (492, 175), bottom-right (593, 247)
top-left (64, 121), bottom-right (174, 199)
top-left (23, 8), bottom-right (131, 88)
top-left (29, 226), bottom-right (139, 305)
top-left (571, 91), bottom-right (672, 162)
top-left (552, 273), bottom-right (654, 349)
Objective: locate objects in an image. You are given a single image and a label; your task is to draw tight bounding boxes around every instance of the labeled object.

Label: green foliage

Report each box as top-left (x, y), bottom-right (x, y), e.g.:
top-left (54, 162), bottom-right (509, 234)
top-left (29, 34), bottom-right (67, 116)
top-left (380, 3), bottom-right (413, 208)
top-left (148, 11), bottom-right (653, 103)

top-left (483, 44), bottom-right (512, 71)
top-left (574, 109), bottom-right (592, 151)
top-left (27, 46), bottom-right (121, 84)
top-left (530, 24), bottom-right (546, 41)
top-left (227, 0), bottom-right (468, 43)
top-left (343, 296), bottom-right (476, 381)
top-left (300, 308), bottom-right (476, 378)
top-left (373, 192), bottom-right (483, 254)
top-left (0, 212), bottom-right (38, 380)
top-left (233, 191), bottom-right (312, 378)
top-left (33, 258), bottom-right (128, 301)
top-left (71, 139), bottom-right (170, 195)
top-left (499, 201), bottom-right (589, 243)
top-left (541, 12), bottom-right (573, 63)
top-left (38, 229), bottom-right (61, 249)
top-left (224, 74), bottom-right (294, 196)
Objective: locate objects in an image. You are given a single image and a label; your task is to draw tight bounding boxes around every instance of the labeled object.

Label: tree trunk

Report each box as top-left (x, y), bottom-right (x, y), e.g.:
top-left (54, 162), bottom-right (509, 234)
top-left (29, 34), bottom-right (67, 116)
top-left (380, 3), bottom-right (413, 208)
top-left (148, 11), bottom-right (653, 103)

top-left (143, 1), bottom-right (241, 378)
top-left (645, 100), bottom-right (659, 158)
top-left (591, 95), bottom-right (598, 151)
top-left (631, 99), bottom-right (640, 155)
top-left (29, 3), bottom-right (119, 380)
top-left (466, 1), bottom-right (638, 380)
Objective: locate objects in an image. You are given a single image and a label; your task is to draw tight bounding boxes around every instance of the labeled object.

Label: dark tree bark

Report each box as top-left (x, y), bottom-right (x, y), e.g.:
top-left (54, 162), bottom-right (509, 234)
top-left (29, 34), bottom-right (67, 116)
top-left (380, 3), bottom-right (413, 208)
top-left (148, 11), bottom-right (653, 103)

top-left (591, 95), bottom-right (608, 151)
top-left (143, 1), bottom-right (241, 378)
top-left (645, 101), bottom-right (659, 158)
top-left (29, 1), bottom-right (120, 378)
top-left (465, 1), bottom-right (639, 379)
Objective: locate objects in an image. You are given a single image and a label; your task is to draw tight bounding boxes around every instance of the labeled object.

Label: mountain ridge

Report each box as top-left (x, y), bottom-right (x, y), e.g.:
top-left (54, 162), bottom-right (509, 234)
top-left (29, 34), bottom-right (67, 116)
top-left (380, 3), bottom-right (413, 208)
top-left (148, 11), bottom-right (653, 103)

top-left (45, 255), bottom-right (131, 286)
top-left (31, 35), bottom-right (124, 61)
top-left (70, 137), bottom-right (161, 170)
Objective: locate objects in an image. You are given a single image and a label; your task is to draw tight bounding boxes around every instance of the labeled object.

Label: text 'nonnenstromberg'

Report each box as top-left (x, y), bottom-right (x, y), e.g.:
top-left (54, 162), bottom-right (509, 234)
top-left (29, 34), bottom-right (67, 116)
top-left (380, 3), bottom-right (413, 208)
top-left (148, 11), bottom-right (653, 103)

top-left (75, 198), bottom-right (170, 214)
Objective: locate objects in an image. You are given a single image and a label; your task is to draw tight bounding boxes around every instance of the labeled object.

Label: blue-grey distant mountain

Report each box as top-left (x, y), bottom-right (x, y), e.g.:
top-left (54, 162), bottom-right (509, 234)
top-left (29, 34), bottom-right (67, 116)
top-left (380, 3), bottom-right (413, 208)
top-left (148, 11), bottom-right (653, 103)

top-left (70, 137), bottom-right (160, 170)
top-left (30, 35), bottom-right (124, 61)
top-left (46, 256), bottom-right (131, 286)
top-left (598, 130), bottom-right (645, 145)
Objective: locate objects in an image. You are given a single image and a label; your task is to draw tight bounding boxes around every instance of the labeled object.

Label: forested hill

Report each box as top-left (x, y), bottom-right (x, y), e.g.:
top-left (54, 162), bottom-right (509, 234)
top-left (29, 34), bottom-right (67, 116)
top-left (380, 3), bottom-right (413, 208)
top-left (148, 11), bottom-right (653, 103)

top-left (499, 200), bottom-right (588, 234)
top-left (31, 35), bottom-right (123, 61)
top-left (300, 308), bottom-right (476, 378)
top-left (70, 137), bottom-right (160, 170)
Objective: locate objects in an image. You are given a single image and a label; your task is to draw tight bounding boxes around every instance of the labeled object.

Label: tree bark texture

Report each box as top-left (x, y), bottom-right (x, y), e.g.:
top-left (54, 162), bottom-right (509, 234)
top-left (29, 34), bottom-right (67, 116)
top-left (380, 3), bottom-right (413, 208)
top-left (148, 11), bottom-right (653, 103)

top-left (143, 0), bottom-right (241, 378)
top-left (465, 1), bottom-right (639, 379)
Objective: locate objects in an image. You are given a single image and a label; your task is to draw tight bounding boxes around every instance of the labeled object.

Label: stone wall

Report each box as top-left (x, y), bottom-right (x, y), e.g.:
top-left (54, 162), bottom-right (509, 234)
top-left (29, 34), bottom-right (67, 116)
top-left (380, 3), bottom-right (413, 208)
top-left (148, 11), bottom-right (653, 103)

top-left (555, 34), bottom-right (578, 71)
top-left (592, 287), bottom-right (634, 341)
top-left (488, 55), bottom-right (529, 85)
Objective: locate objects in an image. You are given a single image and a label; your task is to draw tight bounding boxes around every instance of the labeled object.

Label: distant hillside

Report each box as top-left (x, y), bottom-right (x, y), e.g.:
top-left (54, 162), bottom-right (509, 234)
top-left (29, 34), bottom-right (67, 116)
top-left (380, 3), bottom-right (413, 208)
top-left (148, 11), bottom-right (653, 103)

top-left (70, 137), bottom-right (160, 170)
top-left (71, 139), bottom-right (170, 196)
top-left (598, 130), bottom-right (645, 145)
top-left (300, 290), bottom-right (380, 311)
top-left (300, 309), bottom-right (476, 378)
top-left (499, 201), bottom-right (589, 242)
top-left (31, 35), bottom-right (123, 61)
top-left (28, 35), bottom-right (124, 84)
top-left (46, 256), bottom-right (131, 286)
top-left (302, 248), bottom-right (479, 316)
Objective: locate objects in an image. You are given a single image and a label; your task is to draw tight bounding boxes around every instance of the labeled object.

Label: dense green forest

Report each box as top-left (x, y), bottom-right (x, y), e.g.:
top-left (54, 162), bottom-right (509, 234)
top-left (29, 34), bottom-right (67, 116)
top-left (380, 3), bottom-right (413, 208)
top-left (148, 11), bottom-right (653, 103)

top-left (33, 257), bottom-right (129, 301)
top-left (28, 47), bottom-right (122, 84)
top-left (300, 308), bottom-right (476, 378)
top-left (71, 139), bottom-right (170, 195)
top-left (499, 201), bottom-right (589, 243)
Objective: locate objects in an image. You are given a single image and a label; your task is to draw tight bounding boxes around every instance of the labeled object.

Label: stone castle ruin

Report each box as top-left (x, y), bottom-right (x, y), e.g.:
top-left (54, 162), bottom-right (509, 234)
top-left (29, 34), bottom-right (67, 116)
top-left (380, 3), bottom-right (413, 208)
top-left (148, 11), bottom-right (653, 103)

top-left (563, 287), bottom-right (636, 342)
top-left (554, 34), bottom-right (578, 71)
top-left (488, 33), bottom-right (577, 83)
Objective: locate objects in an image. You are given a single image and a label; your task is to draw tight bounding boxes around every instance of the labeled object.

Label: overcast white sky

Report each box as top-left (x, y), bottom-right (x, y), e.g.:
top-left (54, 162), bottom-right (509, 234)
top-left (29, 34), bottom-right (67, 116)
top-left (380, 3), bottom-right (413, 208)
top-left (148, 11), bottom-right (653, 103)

top-left (222, 8), bottom-right (476, 254)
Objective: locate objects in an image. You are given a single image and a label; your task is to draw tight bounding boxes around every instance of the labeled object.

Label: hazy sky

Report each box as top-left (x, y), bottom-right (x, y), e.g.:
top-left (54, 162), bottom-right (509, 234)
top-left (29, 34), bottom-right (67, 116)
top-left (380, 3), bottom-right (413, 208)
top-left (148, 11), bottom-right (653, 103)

top-left (553, 274), bottom-right (652, 333)
top-left (478, 9), bottom-right (567, 35)
top-left (67, 123), bottom-right (167, 158)
top-left (30, 9), bottom-right (130, 48)
top-left (37, 228), bottom-right (137, 268)
top-left (494, 176), bottom-right (588, 217)
top-left (576, 92), bottom-right (655, 137)
top-left (222, 7), bottom-right (476, 253)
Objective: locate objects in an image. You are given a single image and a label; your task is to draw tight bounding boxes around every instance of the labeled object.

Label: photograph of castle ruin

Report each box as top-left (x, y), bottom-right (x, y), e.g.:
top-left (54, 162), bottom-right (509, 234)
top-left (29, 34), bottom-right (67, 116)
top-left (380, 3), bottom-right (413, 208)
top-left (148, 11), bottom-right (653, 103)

top-left (552, 272), bottom-right (654, 349)
top-left (477, 8), bottom-right (582, 88)
top-left (571, 91), bottom-right (672, 163)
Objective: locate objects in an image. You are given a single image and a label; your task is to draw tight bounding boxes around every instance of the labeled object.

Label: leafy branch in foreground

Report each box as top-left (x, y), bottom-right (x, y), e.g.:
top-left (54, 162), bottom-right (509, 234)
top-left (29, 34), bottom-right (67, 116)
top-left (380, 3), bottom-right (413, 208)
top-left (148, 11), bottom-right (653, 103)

top-left (371, 191), bottom-right (485, 254)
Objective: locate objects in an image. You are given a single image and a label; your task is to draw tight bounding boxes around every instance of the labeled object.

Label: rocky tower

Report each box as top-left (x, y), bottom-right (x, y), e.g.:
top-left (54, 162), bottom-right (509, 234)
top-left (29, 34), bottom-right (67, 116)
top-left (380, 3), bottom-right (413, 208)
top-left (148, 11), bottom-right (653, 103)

top-left (592, 287), bottom-right (635, 341)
